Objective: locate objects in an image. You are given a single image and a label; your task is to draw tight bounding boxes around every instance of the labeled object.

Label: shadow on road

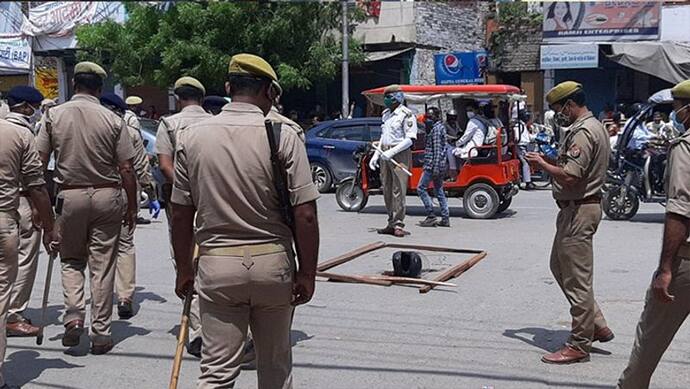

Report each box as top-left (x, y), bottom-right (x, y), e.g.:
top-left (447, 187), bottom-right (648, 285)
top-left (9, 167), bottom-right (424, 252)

top-left (292, 361), bottom-right (613, 388)
top-left (4, 350), bottom-right (83, 386)
top-left (23, 304), bottom-right (64, 327)
top-left (628, 212), bottom-right (665, 224)
top-left (503, 327), bottom-right (570, 353)
top-left (357, 205), bottom-right (516, 220)
top-left (134, 287), bottom-right (168, 304)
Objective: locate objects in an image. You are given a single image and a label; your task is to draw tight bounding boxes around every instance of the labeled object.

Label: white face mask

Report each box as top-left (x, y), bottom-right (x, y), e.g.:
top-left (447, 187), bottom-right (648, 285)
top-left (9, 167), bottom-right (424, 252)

top-left (671, 104), bottom-right (689, 133)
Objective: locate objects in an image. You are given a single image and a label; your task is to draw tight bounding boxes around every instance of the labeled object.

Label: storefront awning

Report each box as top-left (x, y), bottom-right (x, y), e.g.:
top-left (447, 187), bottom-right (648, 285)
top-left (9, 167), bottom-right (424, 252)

top-left (364, 47), bottom-right (413, 62)
top-left (607, 42), bottom-right (690, 84)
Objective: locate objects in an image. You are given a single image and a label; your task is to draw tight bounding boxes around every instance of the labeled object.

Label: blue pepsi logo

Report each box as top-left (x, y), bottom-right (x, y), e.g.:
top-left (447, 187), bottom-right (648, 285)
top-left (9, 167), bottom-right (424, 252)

top-left (443, 54), bottom-right (462, 75)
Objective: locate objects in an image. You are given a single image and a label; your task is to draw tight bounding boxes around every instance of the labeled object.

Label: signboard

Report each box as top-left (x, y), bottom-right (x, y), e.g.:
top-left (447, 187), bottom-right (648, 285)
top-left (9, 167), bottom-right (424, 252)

top-left (35, 56), bottom-right (59, 100)
top-left (542, 1), bottom-right (661, 42)
top-left (434, 51), bottom-right (487, 85)
top-left (540, 44), bottom-right (599, 70)
top-left (0, 36), bottom-right (30, 72)
top-left (22, 2), bottom-right (125, 38)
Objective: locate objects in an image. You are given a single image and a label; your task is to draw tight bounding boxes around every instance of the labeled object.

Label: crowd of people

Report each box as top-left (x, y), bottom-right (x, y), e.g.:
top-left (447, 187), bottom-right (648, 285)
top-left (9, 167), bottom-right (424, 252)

top-left (1, 49), bottom-right (690, 389)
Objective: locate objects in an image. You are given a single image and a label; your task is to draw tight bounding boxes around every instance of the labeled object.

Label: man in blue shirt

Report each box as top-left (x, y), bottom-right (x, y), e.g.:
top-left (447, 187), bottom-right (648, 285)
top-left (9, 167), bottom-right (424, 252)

top-left (417, 107), bottom-right (450, 227)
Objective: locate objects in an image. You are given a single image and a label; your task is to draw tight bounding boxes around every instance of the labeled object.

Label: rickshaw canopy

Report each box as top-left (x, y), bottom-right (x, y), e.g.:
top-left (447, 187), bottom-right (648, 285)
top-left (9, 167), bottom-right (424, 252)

top-left (362, 84), bottom-right (526, 106)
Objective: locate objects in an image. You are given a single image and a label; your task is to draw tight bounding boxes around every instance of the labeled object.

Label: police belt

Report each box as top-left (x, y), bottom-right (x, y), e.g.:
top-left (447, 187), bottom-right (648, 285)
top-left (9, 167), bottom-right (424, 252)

top-left (58, 182), bottom-right (121, 191)
top-left (198, 242), bottom-right (287, 257)
top-left (556, 195), bottom-right (601, 209)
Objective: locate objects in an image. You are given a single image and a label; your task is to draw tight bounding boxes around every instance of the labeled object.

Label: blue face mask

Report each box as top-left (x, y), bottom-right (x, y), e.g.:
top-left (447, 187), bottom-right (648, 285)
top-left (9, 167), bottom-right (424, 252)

top-left (671, 105), bottom-right (689, 133)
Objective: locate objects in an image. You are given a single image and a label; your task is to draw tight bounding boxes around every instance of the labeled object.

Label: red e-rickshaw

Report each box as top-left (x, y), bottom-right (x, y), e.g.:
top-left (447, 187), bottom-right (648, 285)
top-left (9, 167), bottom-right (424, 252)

top-left (335, 84), bottom-right (525, 219)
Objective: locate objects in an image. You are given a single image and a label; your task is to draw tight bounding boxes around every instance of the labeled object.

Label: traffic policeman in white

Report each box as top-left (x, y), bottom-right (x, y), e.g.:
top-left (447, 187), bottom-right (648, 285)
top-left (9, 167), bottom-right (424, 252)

top-left (369, 85), bottom-right (417, 237)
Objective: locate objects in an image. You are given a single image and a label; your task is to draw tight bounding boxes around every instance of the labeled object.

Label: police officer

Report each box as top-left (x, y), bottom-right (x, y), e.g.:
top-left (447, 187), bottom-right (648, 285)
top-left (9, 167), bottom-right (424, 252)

top-left (616, 80), bottom-right (690, 388)
top-left (525, 81), bottom-right (613, 364)
top-left (101, 93), bottom-right (159, 319)
top-left (154, 76), bottom-right (210, 356)
top-left (171, 53), bottom-right (320, 388)
top-left (3, 86), bottom-right (45, 338)
top-left (369, 85), bottom-right (417, 237)
top-left (125, 95), bottom-right (143, 127)
top-left (0, 101), bottom-right (57, 389)
top-left (36, 62), bottom-right (138, 355)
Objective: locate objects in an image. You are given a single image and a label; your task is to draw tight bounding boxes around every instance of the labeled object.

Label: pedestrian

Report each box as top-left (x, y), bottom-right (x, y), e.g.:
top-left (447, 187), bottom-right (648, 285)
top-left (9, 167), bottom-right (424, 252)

top-left (3, 86), bottom-right (46, 338)
top-left (35, 61), bottom-right (139, 355)
top-left (369, 84), bottom-right (418, 237)
top-left (171, 53), bottom-right (320, 389)
top-left (417, 107), bottom-right (450, 227)
top-left (154, 76), bottom-right (210, 357)
top-left (101, 93), bottom-right (160, 320)
top-left (513, 108), bottom-right (535, 190)
top-left (616, 80), bottom-right (690, 389)
top-left (525, 81), bottom-right (614, 364)
top-left (0, 99), bottom-right (57, 389)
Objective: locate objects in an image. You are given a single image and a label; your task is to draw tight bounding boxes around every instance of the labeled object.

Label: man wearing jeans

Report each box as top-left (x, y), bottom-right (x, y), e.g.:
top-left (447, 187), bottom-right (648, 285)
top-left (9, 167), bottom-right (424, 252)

top-left (417, 107), bottom-right (450, 227)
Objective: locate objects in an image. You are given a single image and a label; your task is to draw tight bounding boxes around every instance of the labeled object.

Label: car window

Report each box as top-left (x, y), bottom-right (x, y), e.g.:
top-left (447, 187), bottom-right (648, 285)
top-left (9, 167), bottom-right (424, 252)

top-left (320, 125), bottom-right (365, 141)
top-left (367, 124), bottom-right (381, 141)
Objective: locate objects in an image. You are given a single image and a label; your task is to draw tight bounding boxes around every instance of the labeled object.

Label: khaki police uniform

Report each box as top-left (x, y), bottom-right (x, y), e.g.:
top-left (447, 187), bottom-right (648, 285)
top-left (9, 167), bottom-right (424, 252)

top-left (115, 121), bottom-right (155, 304)
top-left (4, 112), bottom-right (42, 324)
top-left (174, 101), bottom-right (319, 389)
top-left (155, 99), bottom-right (210, 344)
top-left (173, 54), bottom-right (319, 388)
top-left (0, 119), bottom-right (45, 387)
top-left (617, 80), bottom-right (690, 389)
top-left (267, 105), bottom-right (305, 143)
top-left (550, 110), bottom-right (610, 354)
top-left (36, 92), bottom-right (135, 344)
top-left (380, 103), bottom-right (417, 228)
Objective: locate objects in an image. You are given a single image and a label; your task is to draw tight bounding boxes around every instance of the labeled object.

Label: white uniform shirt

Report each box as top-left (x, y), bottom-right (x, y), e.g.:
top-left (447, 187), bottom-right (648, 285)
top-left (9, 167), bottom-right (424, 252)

top-left (454, 117), bottom-right (486, 159)
top-left (380, 105), bottom-right (417, 147)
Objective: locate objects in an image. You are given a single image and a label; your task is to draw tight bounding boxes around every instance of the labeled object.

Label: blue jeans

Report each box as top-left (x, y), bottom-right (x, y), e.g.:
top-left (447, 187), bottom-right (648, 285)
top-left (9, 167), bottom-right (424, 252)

top-left (416, 170), bottom-right (449, 219)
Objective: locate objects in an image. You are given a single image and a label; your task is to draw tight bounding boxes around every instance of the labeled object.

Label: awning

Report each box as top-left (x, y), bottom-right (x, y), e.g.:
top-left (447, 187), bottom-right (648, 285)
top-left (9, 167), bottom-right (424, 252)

top-left (364, 47), bottom-right (413, 62)
top-left (607, 42), bottom-right (690, 84)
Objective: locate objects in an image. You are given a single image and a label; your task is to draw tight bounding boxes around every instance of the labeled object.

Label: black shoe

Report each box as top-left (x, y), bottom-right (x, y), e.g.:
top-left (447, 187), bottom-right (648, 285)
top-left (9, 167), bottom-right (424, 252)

top-left (418, 216), bottom-right (437, 227)
top-left (187, 337), bottom-right (202, 358)
top-left (437, 219), bottom-right (450, 227)
top-left (376, 226), bottom-right (396, 235)
top-left (62, 320), bottom-right (85, 347)
top-left (136, 216), bottom-right (151, 225)
top-left (91, 339), bottom-right (114, 355)
top-left (0, 383), bottom-right (21, 389)
top-left (117, 300), bottom-right (134, 320)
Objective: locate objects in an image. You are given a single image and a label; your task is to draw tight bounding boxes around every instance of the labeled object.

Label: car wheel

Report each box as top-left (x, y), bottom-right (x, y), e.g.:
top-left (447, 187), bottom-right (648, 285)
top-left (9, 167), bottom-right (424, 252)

top-left (336, 178), bottom-right (368, 212)
top-left (463, 183), bottom-right (500, 219)
top-left (311, 163), bottom-right (333, 193)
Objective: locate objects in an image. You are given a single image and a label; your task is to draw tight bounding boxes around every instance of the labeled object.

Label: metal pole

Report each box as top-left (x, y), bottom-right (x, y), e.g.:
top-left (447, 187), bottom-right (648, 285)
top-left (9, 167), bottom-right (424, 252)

top-left (341, 0), bottom-right (349, 119)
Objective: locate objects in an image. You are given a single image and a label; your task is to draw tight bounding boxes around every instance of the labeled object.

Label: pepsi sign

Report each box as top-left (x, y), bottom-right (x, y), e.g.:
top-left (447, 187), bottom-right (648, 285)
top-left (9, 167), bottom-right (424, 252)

top-left (434, 51), bottom-right (487, 85)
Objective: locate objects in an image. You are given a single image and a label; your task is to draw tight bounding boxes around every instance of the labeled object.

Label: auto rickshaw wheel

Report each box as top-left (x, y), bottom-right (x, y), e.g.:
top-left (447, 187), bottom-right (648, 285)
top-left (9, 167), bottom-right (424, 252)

top-left (497, 197), bottom-right (513, 214)
top-left (336, 178), bottom-right (368, 212)
top-left (603, 185), bottom-right (639, 220)
top-left (463, 183), bottom-right (500, 219)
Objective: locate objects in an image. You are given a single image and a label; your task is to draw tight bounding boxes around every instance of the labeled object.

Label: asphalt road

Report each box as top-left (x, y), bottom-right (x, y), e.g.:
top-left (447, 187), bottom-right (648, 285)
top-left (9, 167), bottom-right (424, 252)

top-left (6, 189), bottom-right (688, 389)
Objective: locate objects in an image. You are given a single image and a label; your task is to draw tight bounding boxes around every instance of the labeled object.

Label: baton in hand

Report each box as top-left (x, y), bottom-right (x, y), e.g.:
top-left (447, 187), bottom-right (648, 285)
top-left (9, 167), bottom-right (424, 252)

top-left (169, 248), bottom-right (199, 389)
top-left (36, 250), bottom-right (57, 345)
top-left (371, 143), bottom-right (413, 176)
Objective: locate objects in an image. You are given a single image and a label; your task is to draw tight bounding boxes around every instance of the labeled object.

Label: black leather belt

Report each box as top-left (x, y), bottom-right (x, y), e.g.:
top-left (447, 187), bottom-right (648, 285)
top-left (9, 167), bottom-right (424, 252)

top-left (556, 195), bottom-right (601, 209)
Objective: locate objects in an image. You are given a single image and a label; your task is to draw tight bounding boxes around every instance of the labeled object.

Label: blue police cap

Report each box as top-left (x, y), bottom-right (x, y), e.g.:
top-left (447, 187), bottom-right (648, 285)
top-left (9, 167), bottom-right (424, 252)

top-left (100, 93), bottom-right (127, 112)
top-left (7, 86), bottom-right (44, 106)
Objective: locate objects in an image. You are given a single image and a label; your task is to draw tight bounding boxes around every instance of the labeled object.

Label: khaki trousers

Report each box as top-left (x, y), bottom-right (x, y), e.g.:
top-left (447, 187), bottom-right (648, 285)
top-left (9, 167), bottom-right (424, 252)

top-left (115, 190), bottom-right (136, 302)
top-left (197, 250), bottom-right (295, 389)
top-left (380, 148), bottom-right (411, 228)
top-left (165, 203), bottom-right (202, 341)
top-left (550, 202), bottom-right (608, 353)
top-left (617, 254), bottom-right (690, 389)
top-left (8, 196), bottom-right (41, 322)
top-left (58, 187), bottom-right (123, 341)
top-left (0, 211), bottom-right (20, 387)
